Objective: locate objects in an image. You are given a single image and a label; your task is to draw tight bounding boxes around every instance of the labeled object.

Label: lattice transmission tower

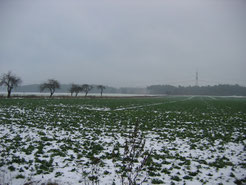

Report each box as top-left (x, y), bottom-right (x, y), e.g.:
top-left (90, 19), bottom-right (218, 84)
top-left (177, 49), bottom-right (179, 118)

top-left (195, 71), bottom-right (199, 86)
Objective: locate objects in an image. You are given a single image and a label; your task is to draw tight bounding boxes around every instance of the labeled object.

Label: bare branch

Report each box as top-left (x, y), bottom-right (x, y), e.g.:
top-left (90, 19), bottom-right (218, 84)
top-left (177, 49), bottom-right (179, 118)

top-left (82, 84), bottom-right (93, 97)
top-left (97, 85), bottom-right (106, 96)
top-left (0, 71), bottom-right (22, 98)
top-left (40, 79), bottom-right (60, 97)
top-left (69, 84), bottom-right (83, 97)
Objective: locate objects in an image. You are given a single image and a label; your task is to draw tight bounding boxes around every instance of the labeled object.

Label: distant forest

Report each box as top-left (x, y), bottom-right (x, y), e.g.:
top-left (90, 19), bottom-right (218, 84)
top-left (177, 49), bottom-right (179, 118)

top-left (147, 84), bottom-right (246, 96)
top-left (1, 84), bottom-right (246, 96)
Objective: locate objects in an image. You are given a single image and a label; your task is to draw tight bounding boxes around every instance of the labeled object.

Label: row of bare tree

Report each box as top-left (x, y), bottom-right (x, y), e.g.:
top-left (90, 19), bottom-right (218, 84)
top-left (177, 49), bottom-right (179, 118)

top-left (0, 71), bottom-right (105, 98)
top-left (69, 84), bottom-right (105, 97)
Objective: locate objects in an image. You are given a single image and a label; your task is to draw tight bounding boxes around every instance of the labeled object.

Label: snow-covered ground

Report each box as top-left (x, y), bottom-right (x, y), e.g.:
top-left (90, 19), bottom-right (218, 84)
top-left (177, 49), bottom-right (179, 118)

top-left (0, 97), bottom-right (245, 185)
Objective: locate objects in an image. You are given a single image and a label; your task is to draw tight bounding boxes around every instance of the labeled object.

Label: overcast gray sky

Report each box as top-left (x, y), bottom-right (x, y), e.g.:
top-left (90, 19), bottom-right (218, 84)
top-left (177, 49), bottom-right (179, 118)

top-left (0, 0), bottom-right (245, 87)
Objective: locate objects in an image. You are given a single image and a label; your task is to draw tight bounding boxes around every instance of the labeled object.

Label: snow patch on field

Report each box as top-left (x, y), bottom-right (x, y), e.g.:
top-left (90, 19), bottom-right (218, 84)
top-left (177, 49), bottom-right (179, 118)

top-left (0, 97), bottom-right (246, 185)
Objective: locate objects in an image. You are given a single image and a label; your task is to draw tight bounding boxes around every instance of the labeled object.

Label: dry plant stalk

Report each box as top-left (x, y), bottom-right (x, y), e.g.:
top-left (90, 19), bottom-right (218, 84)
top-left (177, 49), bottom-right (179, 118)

top-left (119, 121), bottom-right (152, 185)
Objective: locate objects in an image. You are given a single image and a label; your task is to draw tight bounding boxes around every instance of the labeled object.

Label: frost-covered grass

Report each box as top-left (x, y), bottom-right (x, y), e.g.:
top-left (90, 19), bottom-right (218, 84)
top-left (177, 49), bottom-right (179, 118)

top-left (0, 96), bottom-right (246, 185)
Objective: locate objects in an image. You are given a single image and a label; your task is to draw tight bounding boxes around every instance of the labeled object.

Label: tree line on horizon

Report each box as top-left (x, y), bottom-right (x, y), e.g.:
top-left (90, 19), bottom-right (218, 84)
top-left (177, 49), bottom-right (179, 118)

top-left (1, 71), bottom-right (246, 98)
top-left (147, 84), bottom-right (246, 96)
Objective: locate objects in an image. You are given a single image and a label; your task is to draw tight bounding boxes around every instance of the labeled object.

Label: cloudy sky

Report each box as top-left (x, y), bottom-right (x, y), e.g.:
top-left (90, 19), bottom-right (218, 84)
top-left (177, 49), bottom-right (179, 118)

top-left (0, 0), bottom-right (245, 87)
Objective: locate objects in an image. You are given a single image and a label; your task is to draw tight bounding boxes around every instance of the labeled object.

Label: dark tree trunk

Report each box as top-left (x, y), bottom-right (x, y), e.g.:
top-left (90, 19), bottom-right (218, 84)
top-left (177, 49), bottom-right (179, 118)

top-left (7, 90), bottom-right (11, 98)
top-left (50, 90), bottom-right (54, 98)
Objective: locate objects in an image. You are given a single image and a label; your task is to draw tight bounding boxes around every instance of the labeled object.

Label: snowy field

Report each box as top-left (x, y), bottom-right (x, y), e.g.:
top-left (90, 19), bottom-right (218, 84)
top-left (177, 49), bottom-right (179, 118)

top-left (0, 96), bottom-right (245, 185)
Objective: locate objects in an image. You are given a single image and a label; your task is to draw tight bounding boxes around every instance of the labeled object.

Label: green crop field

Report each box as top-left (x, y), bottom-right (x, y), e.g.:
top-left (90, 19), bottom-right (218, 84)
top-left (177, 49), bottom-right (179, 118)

top-left (0, 96), bottom-right (246, 185)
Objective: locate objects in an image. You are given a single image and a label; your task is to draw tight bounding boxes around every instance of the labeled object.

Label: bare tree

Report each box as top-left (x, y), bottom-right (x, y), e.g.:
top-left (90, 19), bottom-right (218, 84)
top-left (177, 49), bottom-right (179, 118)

top-left (69, 84), bottom-right (82, 97)
top-left (40, 79), bottom-right (60, 98)
top-left (0, 71), bottom-right (22, 98)
top-left (82, 84), bottom-right (93, 97)
top-left (97, 85), bottom-right (106, 97)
